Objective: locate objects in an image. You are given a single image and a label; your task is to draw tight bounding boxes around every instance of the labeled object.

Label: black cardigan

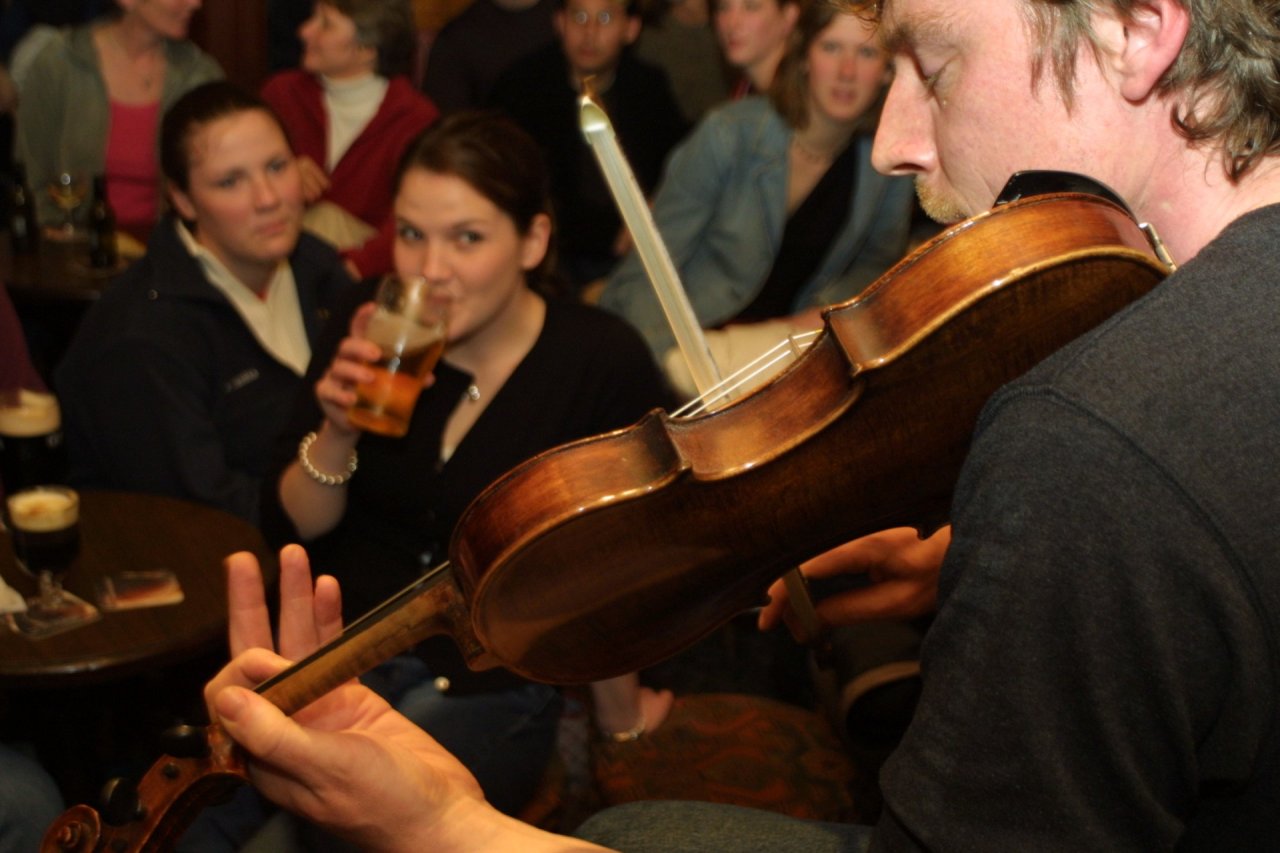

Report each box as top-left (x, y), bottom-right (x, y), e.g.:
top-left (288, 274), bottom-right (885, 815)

top-left (261, 289), bottom-right (672, 693)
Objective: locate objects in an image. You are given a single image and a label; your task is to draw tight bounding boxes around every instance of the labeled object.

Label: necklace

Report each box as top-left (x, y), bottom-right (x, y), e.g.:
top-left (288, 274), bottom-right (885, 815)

top-left (465, 384), bottom-right (481, 403)
top-left (791, 135), bottom-right (844, 164)
top-left (107, 25), bottom-right (163, 94)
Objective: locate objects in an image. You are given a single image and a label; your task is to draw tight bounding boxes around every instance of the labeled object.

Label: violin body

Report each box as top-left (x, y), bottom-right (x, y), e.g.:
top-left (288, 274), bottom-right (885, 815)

top-left (41, 189), bottom-right (1170, 852)
top-left (451, 191), bottom-right (1170, 682)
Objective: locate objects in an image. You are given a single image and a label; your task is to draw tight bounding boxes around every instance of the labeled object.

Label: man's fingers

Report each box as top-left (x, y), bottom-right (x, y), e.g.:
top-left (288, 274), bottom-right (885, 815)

top-left (205, 648), bottom-right (293, 721)
top-left (799, 530), bottom-right (918, 580)
top-left (757, 578), bottom-right (791, 631)
top-left (314, 574), bottom-right (344, 644)
top-left (815, 580), bottom-right (936, 625)
top-left (277, 544), bottom-right (320, 660)
top-left (214, 684), bottom-right (296, 763)
top-left (227, 551), bottom-right (272, 656)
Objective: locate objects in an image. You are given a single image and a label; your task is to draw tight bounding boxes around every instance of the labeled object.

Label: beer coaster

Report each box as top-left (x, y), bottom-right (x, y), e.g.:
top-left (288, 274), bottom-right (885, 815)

top-left (96, 569), bottom-right (184, 611)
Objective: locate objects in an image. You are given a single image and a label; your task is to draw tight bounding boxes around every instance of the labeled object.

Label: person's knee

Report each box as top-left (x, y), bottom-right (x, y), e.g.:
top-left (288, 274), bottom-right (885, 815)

top-left (575, 801), bottom-right (776, 852)
top-left (575, 802), bottom-right (689, 851)
top-left (0, 750), bottom-right (62, 851)
top-left (575, 801), bottom-right (874, 853)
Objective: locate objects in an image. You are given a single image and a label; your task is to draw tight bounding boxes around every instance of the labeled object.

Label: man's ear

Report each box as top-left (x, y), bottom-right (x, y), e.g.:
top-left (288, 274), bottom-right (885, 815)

top-left (624, 15), bottom-right (641, 45)
top-left (1095, 0), bottom-right (1190, 102)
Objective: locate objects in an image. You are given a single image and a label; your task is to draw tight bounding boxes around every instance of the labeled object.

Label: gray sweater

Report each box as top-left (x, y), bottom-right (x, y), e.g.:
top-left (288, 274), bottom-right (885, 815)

top-left (15, 23), bottom-right (221, 225)
top-left (875, 203), bottom-right (1280, 850)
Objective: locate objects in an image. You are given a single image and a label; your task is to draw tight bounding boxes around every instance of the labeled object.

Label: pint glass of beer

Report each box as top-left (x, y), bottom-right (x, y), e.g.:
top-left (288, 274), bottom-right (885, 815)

top-left (0, 389), bottom-right (66, 495)
top-left (347, 275), bottom-right (449, 438)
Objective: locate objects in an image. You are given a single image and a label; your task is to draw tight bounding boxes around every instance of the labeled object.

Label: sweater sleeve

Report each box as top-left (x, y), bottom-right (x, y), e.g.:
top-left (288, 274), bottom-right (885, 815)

top-left (257, 280), bottom-right (374, 548)
top-left (872, 389), bottom-right (1273, 851)
top-left (15, 35), bottom-right (69, 225)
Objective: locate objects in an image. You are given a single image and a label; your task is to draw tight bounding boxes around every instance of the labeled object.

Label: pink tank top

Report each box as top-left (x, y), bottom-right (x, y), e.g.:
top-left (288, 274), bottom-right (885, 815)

top-left (105, 100), bottom-right (162, 238)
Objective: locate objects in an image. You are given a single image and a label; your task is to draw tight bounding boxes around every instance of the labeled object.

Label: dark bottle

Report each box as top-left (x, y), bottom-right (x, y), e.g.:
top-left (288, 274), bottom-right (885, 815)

top-left (88, 174), bottom-right (118, 269)
top-left (9, 162), bottom-right (39, 255)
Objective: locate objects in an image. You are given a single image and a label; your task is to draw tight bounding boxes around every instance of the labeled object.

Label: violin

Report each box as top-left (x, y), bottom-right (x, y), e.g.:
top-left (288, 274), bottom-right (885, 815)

top-left (41, 182), bottom-right (1170, 852)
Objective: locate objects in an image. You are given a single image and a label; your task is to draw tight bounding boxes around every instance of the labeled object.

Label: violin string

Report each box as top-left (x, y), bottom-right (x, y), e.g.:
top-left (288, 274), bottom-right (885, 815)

top-left (673, 330), bottom-right (821, 419)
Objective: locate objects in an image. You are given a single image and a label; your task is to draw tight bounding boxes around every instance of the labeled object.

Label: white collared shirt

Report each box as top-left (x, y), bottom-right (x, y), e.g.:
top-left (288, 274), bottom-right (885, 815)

top-left (176, 220), bottom-right (311, 376)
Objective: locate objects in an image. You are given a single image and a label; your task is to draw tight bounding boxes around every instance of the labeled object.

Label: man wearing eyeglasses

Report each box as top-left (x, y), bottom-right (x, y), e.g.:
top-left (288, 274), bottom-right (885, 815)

top-left (488, 0), bottom-right (689, 293)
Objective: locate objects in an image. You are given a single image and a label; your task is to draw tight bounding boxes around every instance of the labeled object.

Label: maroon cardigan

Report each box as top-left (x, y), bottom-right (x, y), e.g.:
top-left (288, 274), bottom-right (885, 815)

top-left (261, 70), bottom-right (439, 275)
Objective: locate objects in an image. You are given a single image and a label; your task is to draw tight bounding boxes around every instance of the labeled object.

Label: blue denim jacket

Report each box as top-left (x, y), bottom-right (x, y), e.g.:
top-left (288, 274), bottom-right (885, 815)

top-left (600, 96), bottom-right (914, 356)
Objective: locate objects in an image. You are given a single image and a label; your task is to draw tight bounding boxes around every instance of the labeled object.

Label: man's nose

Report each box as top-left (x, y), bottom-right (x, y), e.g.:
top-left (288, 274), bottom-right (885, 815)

top-left (871, 76), bottom-right (936, 178)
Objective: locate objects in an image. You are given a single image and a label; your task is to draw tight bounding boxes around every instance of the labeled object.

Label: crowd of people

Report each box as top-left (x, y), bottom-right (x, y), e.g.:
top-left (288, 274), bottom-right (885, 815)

top-left (8, 0), bottom-right (1273, 849)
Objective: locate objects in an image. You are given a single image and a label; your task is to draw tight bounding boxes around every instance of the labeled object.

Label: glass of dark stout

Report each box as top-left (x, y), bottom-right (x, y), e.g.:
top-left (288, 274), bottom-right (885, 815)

top-left (5, 486), bottom-right (99, 638)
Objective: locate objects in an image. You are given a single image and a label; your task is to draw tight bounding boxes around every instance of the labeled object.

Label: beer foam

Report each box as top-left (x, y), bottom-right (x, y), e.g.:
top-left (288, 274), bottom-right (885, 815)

top-left (366, 307), bottom-right (445, 352)
top-left (0, 390), bottom-right (60, 437)
top-left (7, 488), bottom-right (78, 532)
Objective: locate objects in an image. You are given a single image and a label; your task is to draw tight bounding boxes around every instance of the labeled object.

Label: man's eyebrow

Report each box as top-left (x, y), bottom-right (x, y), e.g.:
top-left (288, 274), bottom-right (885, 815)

top-left (880, 11), bottom-right (955, 55)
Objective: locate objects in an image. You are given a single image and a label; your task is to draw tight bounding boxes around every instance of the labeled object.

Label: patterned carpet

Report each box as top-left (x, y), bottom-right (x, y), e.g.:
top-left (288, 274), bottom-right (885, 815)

top-left (593, 692), bottom-right (864, 821)
top-left (518, 615), bottom-right (906, 833)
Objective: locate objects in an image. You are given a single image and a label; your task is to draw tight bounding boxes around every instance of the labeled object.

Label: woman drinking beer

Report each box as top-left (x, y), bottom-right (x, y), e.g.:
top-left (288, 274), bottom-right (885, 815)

top-left (259, 111), bottom-right (674, 821)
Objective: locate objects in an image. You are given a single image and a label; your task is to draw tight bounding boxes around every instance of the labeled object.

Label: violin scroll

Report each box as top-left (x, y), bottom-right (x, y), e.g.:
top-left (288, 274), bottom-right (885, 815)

top-left (41, 725), bottom-right (248, 853)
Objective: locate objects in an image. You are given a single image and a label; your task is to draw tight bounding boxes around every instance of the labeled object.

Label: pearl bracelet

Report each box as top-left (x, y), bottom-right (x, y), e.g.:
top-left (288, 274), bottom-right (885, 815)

top-left (297, 431), bottom-right (357, 486)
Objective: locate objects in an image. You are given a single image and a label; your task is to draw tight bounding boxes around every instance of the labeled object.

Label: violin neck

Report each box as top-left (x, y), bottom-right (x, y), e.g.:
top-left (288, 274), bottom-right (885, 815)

top-left (253, 562), bottom-right (479, 716)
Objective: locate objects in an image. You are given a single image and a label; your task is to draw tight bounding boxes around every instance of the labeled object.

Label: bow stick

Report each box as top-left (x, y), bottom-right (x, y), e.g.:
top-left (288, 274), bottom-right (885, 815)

top-left (579, 89), bottom-right (826, 646)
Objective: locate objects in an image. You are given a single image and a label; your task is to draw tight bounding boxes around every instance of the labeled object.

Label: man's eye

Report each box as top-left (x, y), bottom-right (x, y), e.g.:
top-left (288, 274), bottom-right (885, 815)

top-left (912, 52), bottom-right (952, 96)
top-left (923, 66), bottom-right (947, 94)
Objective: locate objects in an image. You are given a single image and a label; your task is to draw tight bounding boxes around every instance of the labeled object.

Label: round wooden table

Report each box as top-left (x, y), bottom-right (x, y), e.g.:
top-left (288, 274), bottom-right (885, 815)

top-left (0, 490), bottom-right (274, 688)
top-left (0, 490), bottom-right (275, 806)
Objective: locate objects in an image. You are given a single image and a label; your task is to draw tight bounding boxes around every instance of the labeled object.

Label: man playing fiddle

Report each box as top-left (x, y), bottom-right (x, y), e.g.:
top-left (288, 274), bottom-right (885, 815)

top-left (202, 0), bottom-right (1280, 849)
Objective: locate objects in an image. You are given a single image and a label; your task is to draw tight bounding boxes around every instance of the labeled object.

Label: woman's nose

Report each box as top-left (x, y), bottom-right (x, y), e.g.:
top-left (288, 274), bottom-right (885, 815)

top-left (418, 243), bottom-right (450, 282)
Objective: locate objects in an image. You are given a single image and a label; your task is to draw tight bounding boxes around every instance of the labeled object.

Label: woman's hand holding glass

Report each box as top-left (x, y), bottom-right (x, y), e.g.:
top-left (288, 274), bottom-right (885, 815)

top-left (286, 288), bottom-right (444, 537)
top-left (314, 302), bottom-right (385, 436)
top-left (317, 314), bottom-right (444, 436)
